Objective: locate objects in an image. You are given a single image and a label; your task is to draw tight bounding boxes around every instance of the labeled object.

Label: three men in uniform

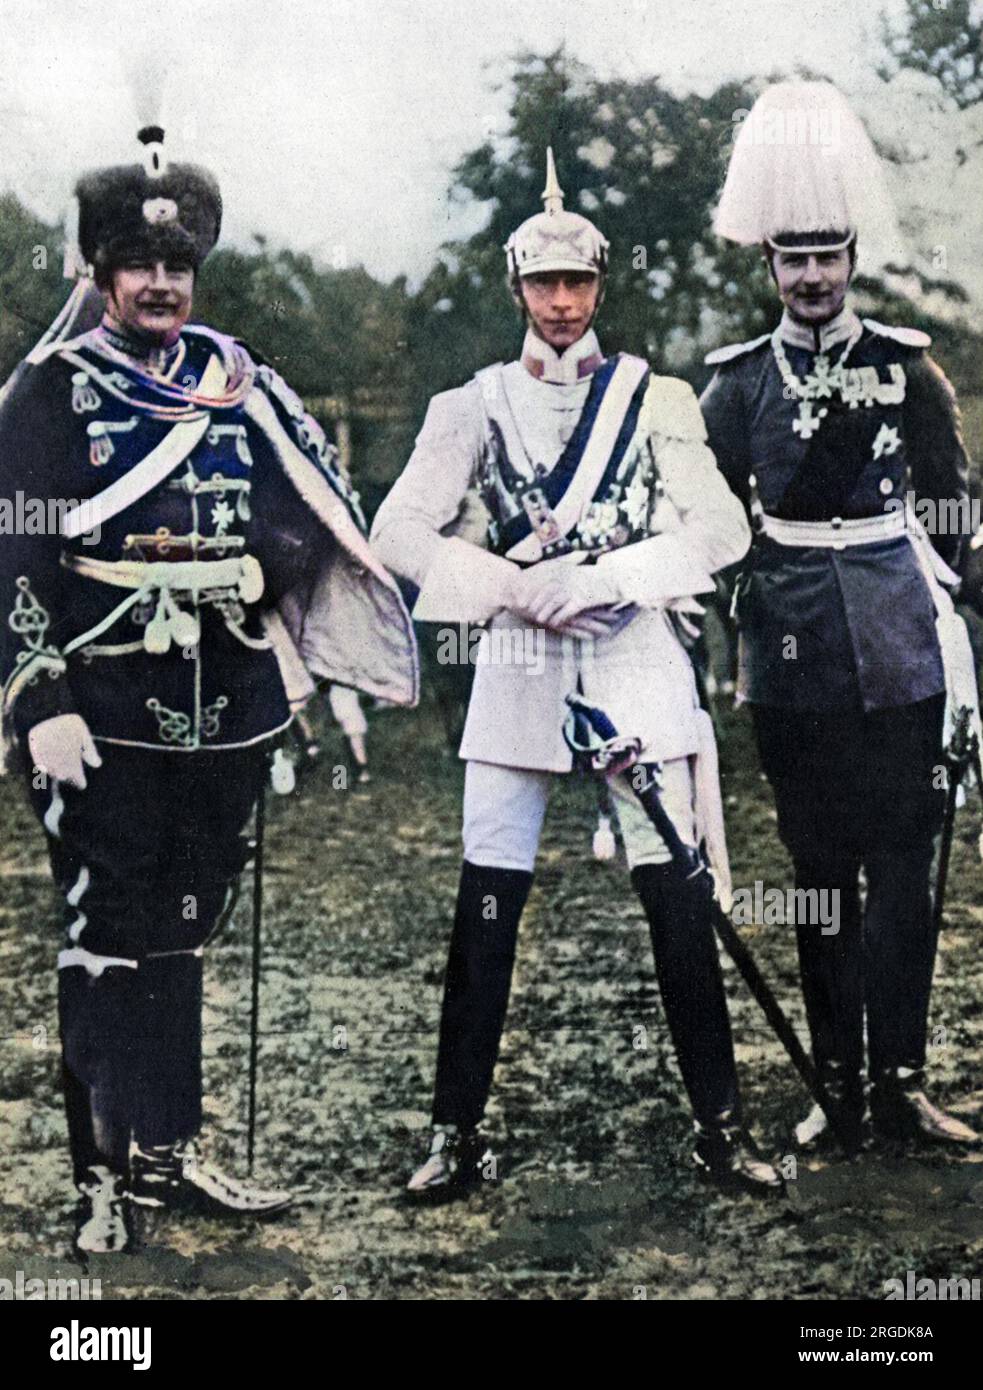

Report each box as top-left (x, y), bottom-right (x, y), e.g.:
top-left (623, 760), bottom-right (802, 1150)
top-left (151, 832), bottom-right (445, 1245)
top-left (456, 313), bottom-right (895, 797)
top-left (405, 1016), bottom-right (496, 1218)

top-left (3, 83), bottom-right (979, 1257)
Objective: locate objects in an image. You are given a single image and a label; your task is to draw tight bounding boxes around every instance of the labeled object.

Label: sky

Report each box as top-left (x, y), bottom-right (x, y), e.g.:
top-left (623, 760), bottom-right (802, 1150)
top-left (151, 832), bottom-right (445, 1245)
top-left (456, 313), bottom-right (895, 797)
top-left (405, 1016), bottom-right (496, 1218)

top-left (0, 0), bottom-right (936, 285)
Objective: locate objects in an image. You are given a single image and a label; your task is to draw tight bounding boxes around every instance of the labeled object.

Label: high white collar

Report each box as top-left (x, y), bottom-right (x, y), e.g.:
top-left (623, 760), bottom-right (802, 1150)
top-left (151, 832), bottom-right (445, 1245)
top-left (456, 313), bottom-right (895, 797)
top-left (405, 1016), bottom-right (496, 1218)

top-left (520, 328), bottom-right (603, 385)
top-left (779, 305), bottom-right (862, 354)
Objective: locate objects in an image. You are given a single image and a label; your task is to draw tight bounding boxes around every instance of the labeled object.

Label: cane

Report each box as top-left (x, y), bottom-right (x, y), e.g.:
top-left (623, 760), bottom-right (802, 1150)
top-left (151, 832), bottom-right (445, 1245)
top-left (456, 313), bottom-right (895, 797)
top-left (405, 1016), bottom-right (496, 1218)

top-left (247, 780), bottom-right (266, 1175)
top-left (562, 693), bottom-right (856, 1153)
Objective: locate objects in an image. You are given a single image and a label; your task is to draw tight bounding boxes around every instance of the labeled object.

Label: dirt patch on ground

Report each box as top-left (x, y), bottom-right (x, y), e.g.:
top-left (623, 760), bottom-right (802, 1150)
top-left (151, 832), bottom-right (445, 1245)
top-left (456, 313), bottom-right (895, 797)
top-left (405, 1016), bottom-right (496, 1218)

top-left (2, 699), bottom-right (982, 1300)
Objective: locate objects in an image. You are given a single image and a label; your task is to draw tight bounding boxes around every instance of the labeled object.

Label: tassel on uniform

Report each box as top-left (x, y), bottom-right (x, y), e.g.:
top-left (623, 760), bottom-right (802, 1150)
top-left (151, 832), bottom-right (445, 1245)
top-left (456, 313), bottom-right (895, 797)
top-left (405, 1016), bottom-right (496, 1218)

top-left (593, 814), bottom-right (617, 862)
top-left (271, 747), bottom-right (296, 795)
top-left (144, 594), bottom-right (172, 654)
top-left (72, 371), bottom-right (101, 414)
top-left (87, 424), bottom-right (114, 467)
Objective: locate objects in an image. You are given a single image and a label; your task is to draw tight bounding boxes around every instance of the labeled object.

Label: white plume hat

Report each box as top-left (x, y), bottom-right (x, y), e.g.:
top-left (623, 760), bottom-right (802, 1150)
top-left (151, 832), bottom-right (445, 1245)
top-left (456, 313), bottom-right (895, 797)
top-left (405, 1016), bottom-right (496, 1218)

top-left (713, 82), bottom-right (908, 271)
top-left (505, 147), bottom-right (609, 278)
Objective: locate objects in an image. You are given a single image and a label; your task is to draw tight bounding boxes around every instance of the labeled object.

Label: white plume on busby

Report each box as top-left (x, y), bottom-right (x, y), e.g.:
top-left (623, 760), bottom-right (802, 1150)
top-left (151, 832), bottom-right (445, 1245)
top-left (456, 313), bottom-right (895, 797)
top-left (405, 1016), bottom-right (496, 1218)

top-left (505, 147), bottom-right (609, 281)
top-left (713, 82), bottom-right (908, 272)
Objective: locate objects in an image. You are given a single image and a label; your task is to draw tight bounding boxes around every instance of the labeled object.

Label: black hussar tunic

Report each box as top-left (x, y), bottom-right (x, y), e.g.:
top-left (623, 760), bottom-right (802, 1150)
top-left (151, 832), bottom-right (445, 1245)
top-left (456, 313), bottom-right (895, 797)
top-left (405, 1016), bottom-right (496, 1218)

top-left (0, 317), bottom-right (415, 1177)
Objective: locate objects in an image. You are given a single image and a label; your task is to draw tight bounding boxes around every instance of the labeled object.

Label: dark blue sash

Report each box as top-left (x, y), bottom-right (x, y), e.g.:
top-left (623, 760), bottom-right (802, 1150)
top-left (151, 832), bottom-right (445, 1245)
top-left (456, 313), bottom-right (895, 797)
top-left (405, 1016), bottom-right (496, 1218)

top-left (494, 354), bottom-right (649, 554)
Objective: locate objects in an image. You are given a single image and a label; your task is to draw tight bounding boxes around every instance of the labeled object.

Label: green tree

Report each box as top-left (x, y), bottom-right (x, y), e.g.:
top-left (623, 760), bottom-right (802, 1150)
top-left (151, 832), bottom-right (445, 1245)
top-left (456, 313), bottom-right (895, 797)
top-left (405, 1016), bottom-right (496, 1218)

top-left (405, 47), bottom-right (772, 422)
top-left (881, 0), bottom-right (983, 107)
top-left (0, 195), bottom-right (66, 384)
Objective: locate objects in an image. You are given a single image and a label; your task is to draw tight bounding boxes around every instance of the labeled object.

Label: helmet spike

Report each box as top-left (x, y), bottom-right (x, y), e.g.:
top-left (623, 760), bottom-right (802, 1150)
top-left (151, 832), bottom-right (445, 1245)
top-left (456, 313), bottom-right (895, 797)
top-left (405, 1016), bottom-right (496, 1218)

top-left (542, 146), bottom-right (565, 217)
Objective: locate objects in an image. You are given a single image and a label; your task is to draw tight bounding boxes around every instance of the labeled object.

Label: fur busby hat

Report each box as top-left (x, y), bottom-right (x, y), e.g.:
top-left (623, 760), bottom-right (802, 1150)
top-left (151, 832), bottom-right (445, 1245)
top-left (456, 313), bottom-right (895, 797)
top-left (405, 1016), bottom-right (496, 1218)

top-left (75, 127), bottom-right (222, 282)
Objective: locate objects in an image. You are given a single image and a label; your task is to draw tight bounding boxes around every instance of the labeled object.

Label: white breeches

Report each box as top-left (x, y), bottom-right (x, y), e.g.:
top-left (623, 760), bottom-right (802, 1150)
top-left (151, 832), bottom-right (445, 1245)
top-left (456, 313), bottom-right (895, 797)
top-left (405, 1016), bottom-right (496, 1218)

top-left (328, 683), bottom-right (368, 737)
top-left (462, 758), bottom-right (698, 873)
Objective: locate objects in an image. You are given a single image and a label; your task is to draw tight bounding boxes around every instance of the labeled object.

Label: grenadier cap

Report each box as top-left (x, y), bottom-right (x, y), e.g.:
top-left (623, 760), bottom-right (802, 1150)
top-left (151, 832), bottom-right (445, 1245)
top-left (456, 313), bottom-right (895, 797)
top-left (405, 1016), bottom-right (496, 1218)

top-left (74, 127), bottom-right (222, 280)
top-left (712, 82), bottom-right (905, 268)
top-left (505, 148), bottom-right (609, 281)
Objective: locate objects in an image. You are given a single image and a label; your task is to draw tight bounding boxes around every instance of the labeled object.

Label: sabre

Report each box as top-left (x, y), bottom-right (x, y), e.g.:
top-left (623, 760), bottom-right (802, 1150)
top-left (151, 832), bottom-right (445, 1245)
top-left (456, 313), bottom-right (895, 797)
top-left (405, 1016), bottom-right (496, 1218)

top-left (562, 692), bottom-right (855, 1153)
top-left (933, 705), bottom-right (979, 934)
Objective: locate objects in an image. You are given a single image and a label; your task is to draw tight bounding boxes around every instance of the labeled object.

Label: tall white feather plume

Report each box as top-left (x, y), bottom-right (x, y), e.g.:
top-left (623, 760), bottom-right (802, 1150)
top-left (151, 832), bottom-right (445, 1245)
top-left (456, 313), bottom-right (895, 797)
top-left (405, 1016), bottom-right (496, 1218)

top-left (713, 82), bottom-right (909, 272)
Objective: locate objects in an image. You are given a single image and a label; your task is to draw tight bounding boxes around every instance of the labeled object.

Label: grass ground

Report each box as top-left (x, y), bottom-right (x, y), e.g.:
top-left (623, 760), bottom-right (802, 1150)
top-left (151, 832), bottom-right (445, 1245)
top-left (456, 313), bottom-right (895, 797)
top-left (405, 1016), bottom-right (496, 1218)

top-left (2, 693), bottom-right (983, 1300)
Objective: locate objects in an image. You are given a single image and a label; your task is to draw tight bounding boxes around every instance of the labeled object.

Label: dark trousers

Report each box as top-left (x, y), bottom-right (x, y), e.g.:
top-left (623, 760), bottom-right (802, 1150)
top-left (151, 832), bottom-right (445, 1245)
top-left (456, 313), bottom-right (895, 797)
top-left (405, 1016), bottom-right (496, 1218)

top-left (26, 741), bottom-right (269, 1182)
top-left (752, 695), bottom-right (945, 1080)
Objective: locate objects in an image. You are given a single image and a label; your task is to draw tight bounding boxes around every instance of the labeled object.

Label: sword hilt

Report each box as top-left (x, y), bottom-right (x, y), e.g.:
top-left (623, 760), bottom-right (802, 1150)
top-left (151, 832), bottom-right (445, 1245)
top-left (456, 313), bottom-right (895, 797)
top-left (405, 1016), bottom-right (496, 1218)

top-left (562, 693), bottom-right (642, 774)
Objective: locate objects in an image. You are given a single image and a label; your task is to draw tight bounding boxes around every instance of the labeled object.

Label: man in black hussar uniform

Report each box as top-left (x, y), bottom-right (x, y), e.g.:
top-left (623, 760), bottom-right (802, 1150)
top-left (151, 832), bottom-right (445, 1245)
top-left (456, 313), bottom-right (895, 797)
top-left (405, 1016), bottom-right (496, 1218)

top-left (0, 128), bottom-right (417, 1253)
top-left (700, 82), bottom-right (978, 1152)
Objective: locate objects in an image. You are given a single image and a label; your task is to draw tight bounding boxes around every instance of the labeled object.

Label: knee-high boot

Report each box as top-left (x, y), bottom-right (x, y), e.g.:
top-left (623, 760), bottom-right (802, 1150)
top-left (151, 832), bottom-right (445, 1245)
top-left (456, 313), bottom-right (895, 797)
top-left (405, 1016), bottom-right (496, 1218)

top-left (58, 963), bottom-right (140, 1185)
top-left (631, 861), bottom-right (781, 1193)
top-left (631, 861), bottom-right (739, 1126)
top-left (791, 859), bottom-right (865, 1148)
top-left (865, 845), bottom-right (977, 1144)
top-left (431, 861), bottom-right (533, 1131)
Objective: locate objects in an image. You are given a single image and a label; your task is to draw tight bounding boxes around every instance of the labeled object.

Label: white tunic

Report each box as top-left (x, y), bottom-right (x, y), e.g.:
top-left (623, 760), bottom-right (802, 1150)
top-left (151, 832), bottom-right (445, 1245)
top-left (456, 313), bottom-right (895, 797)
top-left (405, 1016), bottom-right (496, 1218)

top-left (371, 329), bottom-right (750, 772)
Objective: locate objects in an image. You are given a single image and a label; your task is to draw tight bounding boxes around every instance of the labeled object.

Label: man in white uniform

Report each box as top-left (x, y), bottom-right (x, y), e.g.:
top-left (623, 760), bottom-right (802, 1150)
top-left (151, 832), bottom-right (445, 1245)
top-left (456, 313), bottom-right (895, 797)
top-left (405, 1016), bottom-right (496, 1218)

top-left (372, 152), bottom-right (781, 1196)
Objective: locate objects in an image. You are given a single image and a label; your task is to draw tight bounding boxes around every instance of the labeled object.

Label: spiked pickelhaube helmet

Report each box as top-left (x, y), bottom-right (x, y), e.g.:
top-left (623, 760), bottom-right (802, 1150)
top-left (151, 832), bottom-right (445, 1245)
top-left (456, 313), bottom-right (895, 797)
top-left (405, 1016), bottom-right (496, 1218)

top-left (505, 148), bottom-right (609, 307)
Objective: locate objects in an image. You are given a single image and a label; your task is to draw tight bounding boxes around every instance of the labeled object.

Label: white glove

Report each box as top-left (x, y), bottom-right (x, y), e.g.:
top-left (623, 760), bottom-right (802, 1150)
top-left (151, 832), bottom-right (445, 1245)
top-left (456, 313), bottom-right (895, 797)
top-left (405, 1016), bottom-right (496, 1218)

top-left (509, 564), bottom-right (624, 634)
top-left (28, 714), bottom-right (102, 790)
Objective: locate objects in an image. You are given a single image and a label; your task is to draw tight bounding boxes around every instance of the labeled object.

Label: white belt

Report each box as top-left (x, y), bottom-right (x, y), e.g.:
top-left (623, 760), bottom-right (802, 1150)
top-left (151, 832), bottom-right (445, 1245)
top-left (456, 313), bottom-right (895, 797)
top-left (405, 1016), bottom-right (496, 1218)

top-left (61, 553), bottom-right (267, 656)
top-left (760, 510), bottom-right (907, 550)
top-left (63, 553), bottom-right (259, 594)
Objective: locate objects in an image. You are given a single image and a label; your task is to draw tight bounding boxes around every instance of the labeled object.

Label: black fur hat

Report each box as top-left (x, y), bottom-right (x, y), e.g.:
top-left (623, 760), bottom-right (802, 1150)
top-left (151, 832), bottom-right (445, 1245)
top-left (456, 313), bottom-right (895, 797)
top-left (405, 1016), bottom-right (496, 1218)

top-left (75, 128), bottom-right (222, 280)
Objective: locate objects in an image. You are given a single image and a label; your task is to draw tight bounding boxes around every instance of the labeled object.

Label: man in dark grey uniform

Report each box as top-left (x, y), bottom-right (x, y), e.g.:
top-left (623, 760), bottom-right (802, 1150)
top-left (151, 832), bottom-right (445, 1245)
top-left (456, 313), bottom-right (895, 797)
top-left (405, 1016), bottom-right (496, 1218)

top-left (701, 82), bottom-right (978, 1151)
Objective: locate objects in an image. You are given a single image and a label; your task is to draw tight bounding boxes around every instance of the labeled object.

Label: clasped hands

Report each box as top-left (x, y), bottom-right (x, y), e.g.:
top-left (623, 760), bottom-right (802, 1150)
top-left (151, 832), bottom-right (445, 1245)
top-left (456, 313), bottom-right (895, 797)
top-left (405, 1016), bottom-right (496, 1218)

top-left (506, 561), bottom-right (634, 638)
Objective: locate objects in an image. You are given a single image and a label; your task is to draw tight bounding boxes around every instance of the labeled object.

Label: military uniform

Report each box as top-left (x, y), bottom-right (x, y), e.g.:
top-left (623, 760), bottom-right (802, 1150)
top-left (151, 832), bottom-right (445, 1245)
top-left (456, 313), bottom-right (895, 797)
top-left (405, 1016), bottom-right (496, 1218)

top-left (702, 80), bottom-right (977, 1144)
top-left (373, 152), bottom-right (780, 1195)
top-left (0, 131), bottom-right (417, 1241)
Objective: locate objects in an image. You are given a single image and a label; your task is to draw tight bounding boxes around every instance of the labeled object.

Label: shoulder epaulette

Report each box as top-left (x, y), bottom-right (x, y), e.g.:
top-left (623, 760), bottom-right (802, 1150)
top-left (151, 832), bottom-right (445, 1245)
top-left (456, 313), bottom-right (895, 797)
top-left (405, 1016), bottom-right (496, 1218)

top-left (862, 318), bottom-right (931, 349)
top-left (616, 351), bottom-right (650, 374)
top-left (642, 373), bottom-right (705, 442)
top-left (473, 363), bottom-right (505, 403)
top-left (704, 334), bottom-right (771, 367)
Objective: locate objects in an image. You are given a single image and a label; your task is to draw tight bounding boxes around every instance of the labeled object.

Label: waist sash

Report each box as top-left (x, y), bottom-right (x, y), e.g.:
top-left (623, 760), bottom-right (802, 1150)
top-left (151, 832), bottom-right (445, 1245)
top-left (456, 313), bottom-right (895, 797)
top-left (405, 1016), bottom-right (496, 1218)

top-left (760, 510), bottom-right (906, 548)
top-left (61, 553), bottom-right (267, 657)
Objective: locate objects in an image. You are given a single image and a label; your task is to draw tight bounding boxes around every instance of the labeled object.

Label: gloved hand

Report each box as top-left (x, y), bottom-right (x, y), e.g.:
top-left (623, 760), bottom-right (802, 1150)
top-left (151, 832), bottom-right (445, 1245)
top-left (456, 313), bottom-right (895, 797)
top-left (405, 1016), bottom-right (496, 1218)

top-left (28, 714), bottom-right (102, 790)
top-left (508, 564), bottom-right (625, 634)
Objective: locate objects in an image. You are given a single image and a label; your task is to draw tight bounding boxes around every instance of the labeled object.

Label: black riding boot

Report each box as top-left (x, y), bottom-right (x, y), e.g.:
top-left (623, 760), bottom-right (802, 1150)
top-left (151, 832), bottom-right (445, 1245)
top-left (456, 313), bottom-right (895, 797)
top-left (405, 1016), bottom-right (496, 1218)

top-left (431, 861), bottom-right (533, 1130)
top-left (632, 861), bottom-right (781, 1194)
top-left (791, 860), bottom-right (865, 1151)
top-left (632, 861), bottom-right (740, 1124)
top-left (866, 846), bottom-right (977, 1145)
top-left (408, 862), bottom-right (532, 1198)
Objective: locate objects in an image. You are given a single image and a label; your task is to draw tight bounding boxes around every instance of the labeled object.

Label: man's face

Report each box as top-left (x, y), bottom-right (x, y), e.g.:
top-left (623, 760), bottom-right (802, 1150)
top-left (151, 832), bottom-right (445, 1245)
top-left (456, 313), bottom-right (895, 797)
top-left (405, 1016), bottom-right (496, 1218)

top-left (770, 247), bottom-right (852, 325)
top-left (519, 270), bottom-right (600, 352)
top-left (105, 258), bottom-right (195, 343)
